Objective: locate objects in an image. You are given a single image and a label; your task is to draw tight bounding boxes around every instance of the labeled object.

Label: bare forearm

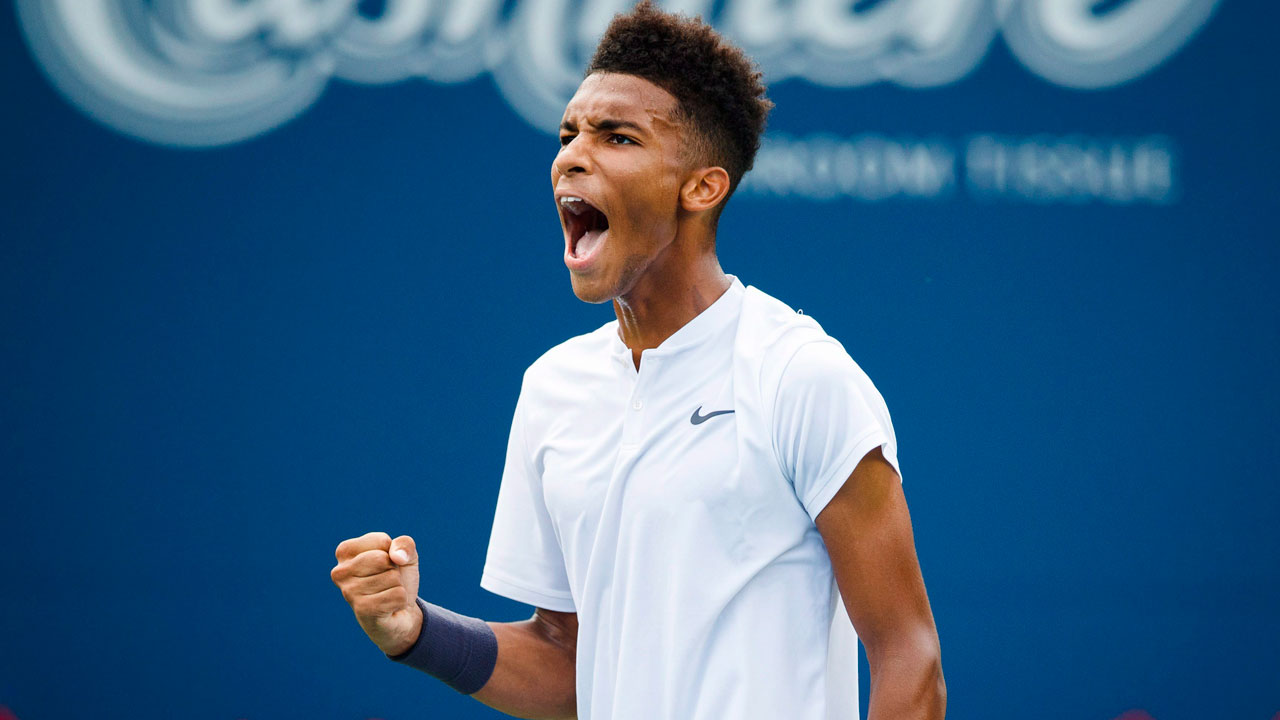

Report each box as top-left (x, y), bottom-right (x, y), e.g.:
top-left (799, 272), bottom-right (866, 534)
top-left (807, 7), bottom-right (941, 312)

top-left (472, 617), bottom-right (577, 719)
top-left (865, 631), bottom-right (946, 720)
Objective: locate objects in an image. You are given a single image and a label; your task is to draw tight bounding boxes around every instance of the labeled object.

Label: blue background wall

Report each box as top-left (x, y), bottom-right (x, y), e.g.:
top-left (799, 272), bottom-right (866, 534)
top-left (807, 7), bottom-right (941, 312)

top-left (2, 2), bottom-right (1277, 719)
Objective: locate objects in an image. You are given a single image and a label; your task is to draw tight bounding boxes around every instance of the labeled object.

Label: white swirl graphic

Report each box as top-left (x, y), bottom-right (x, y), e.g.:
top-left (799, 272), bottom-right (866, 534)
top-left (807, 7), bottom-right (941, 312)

top-left (16, 0), bottom-right (1222, 148)
top-left (1000, 0), bottom-right (1223, 88)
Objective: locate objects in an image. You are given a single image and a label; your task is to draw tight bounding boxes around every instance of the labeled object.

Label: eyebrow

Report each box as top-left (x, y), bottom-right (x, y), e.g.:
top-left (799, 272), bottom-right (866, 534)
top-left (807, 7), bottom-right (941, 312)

top-left (559, 118), bottom-right (646, 135)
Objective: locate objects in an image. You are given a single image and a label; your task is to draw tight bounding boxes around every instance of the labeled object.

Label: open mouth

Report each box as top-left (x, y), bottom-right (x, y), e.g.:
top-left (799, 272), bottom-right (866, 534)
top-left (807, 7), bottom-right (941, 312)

top-left (559, 195), bottom-right (610, 261)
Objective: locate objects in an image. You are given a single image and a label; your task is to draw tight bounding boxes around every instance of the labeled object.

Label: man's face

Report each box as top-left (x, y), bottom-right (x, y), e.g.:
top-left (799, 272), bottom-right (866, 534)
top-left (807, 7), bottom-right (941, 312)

top-left (552, 72), bottom-right (689, 304)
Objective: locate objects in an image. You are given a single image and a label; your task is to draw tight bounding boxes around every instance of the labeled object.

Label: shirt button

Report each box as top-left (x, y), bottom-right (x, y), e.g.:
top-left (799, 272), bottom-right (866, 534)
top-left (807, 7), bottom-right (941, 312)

top-left (632, 399), bottom-right (643, 411)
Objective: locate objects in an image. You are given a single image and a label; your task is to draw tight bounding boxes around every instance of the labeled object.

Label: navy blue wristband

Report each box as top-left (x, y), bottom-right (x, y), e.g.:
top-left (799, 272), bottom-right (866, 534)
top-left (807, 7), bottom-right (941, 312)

top-left (387, 598), bottom-right (498, 695)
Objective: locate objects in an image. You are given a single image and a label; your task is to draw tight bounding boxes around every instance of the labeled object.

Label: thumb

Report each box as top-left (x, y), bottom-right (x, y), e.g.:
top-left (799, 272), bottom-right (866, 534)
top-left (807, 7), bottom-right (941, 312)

top-left (390, 535), bottom-right (420, 599)
top-left (389, 535), bottom-right (417, 566)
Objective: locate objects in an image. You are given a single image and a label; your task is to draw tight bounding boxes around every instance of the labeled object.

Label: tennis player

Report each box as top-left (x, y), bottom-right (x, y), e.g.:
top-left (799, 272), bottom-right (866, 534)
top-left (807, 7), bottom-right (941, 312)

top-left (330, 3), bottom-right (944, 718)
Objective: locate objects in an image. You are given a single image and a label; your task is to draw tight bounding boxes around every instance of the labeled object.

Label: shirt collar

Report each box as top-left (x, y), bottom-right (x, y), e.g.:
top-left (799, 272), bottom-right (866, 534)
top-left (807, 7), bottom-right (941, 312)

top-left (610, 276), bottom-right (744, 361)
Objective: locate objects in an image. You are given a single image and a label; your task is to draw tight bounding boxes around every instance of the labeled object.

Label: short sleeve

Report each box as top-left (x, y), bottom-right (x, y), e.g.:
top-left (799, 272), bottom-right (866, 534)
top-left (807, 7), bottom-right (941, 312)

top-left (479, 381), bottom-right (576, 612)
top-left (772, 340), bottom-right (901, 522)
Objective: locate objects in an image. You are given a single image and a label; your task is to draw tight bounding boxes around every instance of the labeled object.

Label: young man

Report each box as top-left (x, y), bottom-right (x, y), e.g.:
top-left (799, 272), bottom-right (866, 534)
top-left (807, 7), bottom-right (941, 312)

top-left (330, 3), bottom-right (945, 718)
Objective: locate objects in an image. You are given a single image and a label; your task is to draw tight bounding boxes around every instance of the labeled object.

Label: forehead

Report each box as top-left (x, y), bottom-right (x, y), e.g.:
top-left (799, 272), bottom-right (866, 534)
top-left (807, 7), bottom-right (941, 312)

top-left (561, 73), bottom-right (681, 129)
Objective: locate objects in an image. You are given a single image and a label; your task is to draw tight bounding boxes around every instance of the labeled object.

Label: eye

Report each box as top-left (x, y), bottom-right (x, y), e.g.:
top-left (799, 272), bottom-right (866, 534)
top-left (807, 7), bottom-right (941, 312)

top-left (608, 134), bottom-right (636, 145)
top-left (559, 134), bottom-right (576, 147)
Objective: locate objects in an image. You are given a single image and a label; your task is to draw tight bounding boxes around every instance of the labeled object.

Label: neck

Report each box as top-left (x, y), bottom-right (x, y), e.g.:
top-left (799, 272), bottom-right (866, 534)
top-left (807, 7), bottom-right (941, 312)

top-left (613, 237), bottom-right (730, 368)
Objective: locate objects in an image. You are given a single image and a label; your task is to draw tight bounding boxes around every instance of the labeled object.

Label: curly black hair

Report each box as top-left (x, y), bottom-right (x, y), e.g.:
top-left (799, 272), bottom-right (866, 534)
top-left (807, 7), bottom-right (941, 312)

top-left (586, 1), bottom-right (773, 200)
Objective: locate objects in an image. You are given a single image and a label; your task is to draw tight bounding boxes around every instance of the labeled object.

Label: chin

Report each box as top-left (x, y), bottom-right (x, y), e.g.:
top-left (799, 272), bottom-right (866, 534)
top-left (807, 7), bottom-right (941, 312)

top-left (569, 274), bottom-right (617, 304)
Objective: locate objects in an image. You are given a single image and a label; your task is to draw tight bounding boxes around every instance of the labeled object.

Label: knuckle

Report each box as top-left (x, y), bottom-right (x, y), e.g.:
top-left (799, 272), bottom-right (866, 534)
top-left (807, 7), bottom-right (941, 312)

top-left (354, 549), bottom-right (392, 571)
top-left (354, 574), bottom-right (383, 594)
top-left (336, 532), bottom-right (391, 561)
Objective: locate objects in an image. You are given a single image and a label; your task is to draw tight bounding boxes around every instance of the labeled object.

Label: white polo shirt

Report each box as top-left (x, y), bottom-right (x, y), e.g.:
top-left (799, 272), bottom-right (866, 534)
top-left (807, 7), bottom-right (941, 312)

top-left (481, 278), bottom-right (900, 720)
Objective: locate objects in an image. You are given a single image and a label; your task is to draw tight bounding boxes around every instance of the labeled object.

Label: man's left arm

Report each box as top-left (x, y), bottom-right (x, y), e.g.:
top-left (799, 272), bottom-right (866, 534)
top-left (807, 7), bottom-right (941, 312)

top-left (815, 446), bottom-right (945, 720)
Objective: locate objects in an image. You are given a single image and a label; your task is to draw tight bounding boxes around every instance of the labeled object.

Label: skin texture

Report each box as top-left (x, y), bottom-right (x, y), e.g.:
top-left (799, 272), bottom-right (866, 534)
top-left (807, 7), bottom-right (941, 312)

top-left (553, 72), bottom-right (733, 369)
top-left (332, 72), bottom-right (945, 719)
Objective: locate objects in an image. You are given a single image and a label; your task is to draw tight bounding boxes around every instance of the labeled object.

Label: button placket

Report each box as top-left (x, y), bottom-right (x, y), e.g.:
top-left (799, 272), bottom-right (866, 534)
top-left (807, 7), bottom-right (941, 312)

top-left (622, 357), bottom-right (658, 446)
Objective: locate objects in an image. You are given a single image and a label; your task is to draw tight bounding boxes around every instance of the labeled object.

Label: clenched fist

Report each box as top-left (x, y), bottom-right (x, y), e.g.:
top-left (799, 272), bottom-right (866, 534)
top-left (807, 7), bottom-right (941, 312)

top-left (331, 531), bottom-right (423, 656)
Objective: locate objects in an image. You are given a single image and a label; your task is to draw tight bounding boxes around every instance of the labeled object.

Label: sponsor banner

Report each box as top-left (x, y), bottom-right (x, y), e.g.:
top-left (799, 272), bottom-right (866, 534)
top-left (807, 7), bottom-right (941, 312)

top-left (742, 133), bottom-right (1177, 204)
top-left (18, 0), bottom-right (1219, 147)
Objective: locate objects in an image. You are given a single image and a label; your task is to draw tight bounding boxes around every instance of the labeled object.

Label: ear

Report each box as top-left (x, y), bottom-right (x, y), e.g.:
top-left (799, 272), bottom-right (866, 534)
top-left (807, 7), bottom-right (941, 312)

top-left (679, 166), bottom-right (731, 214)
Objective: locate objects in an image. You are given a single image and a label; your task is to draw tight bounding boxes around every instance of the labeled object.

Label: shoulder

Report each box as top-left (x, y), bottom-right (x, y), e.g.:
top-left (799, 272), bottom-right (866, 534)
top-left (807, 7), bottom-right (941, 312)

top-left (520, 319), bottom-right (618, 397)
top-left (740, 285), bottom-right (819, 340)
top-left (738, 285), bottom-right (845, 385)
top-left (739, 285), bottom-right (886, 410)
top-left (774, 341), bottom-right (885, 418)
top-left (778, 340), bottom-right (866, 387)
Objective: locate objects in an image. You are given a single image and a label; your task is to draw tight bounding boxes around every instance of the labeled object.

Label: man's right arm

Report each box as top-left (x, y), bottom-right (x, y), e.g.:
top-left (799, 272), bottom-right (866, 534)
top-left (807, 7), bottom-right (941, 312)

top-left (330, 531), bottom-right (577, 720)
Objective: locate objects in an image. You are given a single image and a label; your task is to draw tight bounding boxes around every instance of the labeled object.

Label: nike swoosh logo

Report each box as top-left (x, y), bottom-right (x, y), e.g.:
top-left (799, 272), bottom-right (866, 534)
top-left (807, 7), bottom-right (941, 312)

top-left (690, 406), bottom-right (735, 425)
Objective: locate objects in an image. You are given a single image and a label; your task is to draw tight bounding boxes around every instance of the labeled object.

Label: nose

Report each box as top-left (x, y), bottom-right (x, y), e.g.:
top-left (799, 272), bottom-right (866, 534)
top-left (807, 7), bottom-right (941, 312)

top-left (553, 135), bottom-right (590, 177)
